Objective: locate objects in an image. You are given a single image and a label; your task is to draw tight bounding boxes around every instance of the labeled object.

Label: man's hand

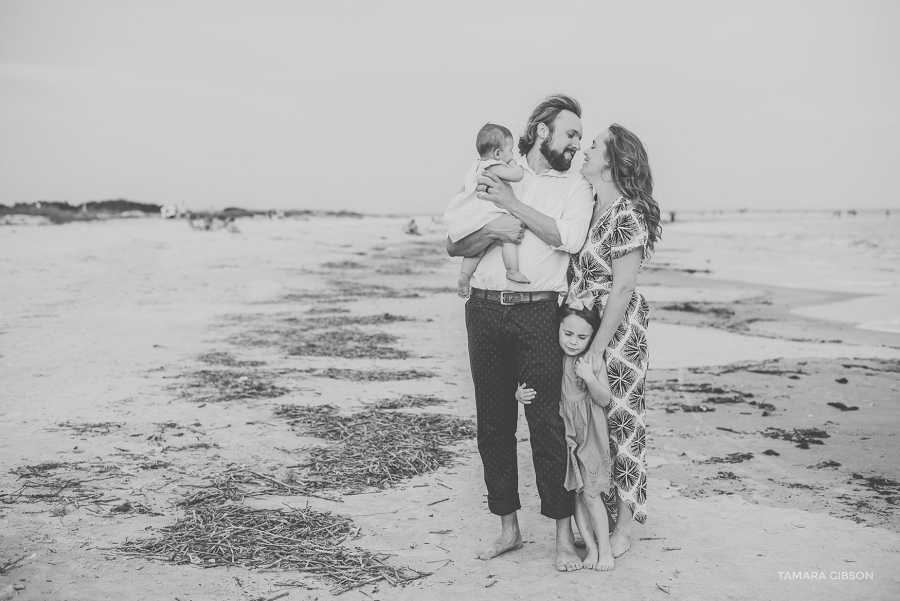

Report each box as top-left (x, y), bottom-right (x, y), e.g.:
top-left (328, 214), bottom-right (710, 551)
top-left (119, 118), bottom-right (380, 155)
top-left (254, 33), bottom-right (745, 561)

top-left (485, 214), bottom-right (525, 245)
top-left (477, 171), bottom-right (518, 212)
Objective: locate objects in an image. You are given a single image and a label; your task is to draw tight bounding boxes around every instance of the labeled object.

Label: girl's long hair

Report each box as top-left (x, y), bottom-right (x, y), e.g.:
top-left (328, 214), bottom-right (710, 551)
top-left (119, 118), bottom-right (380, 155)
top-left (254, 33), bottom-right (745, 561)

top-left (606, 124), bottom-right (662, 253)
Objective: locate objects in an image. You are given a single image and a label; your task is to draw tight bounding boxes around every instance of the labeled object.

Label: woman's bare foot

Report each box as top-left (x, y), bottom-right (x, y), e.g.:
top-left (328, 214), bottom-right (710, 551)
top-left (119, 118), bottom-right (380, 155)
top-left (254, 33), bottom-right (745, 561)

top-left (457, 273), bottom-right (471, 298)
top-left (505, 269), bottom-right (530, 284)
top-left (610, 529), bottom-right (631, 558)
top-left (596, 546), bottom-right (615, 571)
top-left (475, 513), bottom-right (523, 560)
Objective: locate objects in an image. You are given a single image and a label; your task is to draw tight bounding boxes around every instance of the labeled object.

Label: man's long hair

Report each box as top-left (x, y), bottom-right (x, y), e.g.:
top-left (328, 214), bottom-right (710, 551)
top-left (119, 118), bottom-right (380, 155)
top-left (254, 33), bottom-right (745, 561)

top-left (518, 94), bottom-right (582, 156)
top-left (606, 123), bottom-right (662, 253)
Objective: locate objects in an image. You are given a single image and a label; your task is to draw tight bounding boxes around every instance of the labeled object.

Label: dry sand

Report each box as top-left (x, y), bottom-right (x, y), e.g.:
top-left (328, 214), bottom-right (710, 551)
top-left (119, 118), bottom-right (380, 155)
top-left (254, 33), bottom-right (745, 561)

top-left (1, 216), bottom-right (899, 600)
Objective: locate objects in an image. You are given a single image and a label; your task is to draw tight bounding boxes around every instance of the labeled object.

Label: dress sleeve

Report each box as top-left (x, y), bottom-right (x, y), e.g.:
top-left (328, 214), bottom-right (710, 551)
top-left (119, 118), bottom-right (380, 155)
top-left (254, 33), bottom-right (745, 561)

top-left (609, 204), bottom-right (649, 260)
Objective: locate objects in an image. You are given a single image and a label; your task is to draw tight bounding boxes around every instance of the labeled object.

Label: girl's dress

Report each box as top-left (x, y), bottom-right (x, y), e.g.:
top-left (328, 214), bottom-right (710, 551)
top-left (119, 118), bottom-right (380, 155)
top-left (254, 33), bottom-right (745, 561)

top-left (569, 196), bottom-right (651, 524)
top-left (560, 355), bottom-right (613, 499)
top-left (443, 159), bottom-right (509, 243)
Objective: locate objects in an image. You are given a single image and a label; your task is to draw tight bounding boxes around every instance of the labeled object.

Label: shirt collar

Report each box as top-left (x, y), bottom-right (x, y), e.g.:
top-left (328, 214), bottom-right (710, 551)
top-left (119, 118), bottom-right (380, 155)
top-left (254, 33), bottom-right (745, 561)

top-left (516, 155), bottom-right (570, 178)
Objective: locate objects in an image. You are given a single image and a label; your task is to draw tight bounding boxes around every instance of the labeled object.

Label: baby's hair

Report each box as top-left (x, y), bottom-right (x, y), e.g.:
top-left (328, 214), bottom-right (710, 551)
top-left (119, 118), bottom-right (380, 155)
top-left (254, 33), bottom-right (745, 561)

top-left (476, 123), bottom-right (514, 159)
top-left (558, 302), bottom-right (602, 342)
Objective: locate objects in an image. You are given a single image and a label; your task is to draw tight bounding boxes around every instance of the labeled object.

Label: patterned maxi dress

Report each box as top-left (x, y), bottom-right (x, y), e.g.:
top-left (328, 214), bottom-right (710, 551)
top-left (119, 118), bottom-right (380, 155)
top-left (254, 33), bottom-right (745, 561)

top-left (569, 196), bottom-right (651, 524)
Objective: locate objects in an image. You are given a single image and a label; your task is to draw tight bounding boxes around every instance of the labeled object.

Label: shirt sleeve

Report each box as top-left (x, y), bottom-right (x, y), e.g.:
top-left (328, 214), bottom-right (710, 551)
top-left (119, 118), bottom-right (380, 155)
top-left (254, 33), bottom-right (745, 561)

top-left (552, 177), bottom-right (595, 253)
top-left (609, 204), bottom-right (649, 259)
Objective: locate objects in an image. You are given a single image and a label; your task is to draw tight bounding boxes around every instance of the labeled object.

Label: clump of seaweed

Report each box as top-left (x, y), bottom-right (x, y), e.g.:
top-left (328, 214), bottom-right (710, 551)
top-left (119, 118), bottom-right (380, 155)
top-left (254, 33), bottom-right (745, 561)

top-left (2, 462), bottom-right (124, 508)
top-left (180, 370), bottom-right (288, 403)
top-left (285, 329), bottom-right (408, 360)
top-left (55, 422), bottom-right (121, 435)
top-left (177, 468), bottom-right (340, 507)
top-left (116, 505), bottom-right (428, 594)
top-left (763, 428), bottom-right (829, 449)
top-left (703, 452), bottom-right (753, 464)
top-left (198, 352), bottom-right (266, 368)
top-left (316, 368), bottom-right (433, 382)
top-left (373, 394), bottom-right (447, 409)
top-left (660, 303), bottom-right (736, 318)
top-left (232, 313), bottom-right (413, 359)
top-left (274, 404), bottom-right (475, 492)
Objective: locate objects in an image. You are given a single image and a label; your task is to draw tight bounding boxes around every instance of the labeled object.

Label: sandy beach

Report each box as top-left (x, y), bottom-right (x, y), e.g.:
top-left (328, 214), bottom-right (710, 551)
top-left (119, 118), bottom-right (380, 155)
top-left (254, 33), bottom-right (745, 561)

top-left (1, 214), bottom-right (899, 601)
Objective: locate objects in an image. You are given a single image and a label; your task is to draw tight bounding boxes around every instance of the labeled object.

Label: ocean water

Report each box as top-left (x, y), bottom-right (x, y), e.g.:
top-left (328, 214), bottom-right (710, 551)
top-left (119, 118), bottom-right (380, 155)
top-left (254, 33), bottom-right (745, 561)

top-left (650, 210), bottom-right (900, 334)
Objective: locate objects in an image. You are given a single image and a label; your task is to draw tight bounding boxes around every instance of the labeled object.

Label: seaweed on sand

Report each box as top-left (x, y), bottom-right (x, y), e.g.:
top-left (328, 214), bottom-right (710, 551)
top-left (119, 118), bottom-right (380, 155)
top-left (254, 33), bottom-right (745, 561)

top-left (180, 370), bottom-right (289, 403)
top-left (316, 368), bottom-right (434, 382)
top-left (55, 422), bottom-right (121, 435)
top-left (232, 314), bottom-right (413, 359)
top-left (703, 452), bottom-right (753, 464)
top-left (117, 505), bottom-right (428, 594)
top-left (274, 404), bottom-right (475, 492)
top-left (198, 352), bottom-right (266, 368)
top-left (372, 394), bottom-right (447, 409)
top-left (762, 427), bottom-right (829, 449)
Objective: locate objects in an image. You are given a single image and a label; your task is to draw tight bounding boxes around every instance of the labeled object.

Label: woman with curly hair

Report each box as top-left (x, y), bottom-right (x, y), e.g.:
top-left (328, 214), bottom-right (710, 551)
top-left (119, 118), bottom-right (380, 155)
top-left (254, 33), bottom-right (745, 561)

top-left (568, 124), bottom-right (661, 558)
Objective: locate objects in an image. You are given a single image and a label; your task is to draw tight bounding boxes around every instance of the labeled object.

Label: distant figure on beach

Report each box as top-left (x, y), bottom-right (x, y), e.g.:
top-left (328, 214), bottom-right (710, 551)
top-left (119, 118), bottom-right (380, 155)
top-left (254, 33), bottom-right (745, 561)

top-left (569, 123), bottom-right (661, 560)
top-left (445, 123), bottom-right (527, 298)
top-left (447, 94), bottom-right (593, 572)
top-left (402, 218), bottom-right (420, 235)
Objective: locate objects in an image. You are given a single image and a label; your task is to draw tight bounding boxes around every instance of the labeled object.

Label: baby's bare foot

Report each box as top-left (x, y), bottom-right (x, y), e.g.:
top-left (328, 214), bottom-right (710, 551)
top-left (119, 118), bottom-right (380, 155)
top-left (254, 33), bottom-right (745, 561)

top-left (475, 530), bottom-right (523, 561)
top-left (457, 273), bottom-right (471, 298)
top-left (506, 269), bottom-right (530, 284)
top-left (610, 529), bottom-right (631, 558)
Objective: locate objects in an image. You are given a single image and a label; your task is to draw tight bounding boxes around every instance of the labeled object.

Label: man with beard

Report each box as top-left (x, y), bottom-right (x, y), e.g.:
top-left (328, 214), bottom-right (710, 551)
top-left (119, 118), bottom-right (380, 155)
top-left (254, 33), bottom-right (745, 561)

top-left (446, 94), bottom-right (594, 571)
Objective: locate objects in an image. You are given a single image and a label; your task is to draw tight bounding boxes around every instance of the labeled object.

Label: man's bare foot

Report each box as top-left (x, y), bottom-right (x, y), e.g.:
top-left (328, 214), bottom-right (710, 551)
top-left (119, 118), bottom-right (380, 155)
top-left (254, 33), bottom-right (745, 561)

top-left (556, 520), bottom-right (582, 572)
top-left (610, 529), bottom-right (631, 558)
top-left (457, 273), bottom-right (471, 298)
top-left (596, 546), bottom-right (615, 571)
top-left (475, 528), bottom-right (522, 560)
top-left (506, 269), bottom-right (530, 284)
top-left (582, 547), bottom-right (599, 570)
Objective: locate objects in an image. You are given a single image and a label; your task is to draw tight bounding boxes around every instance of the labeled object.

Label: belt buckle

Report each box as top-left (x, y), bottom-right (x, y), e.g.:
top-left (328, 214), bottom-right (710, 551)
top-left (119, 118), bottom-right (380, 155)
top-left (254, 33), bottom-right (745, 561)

top-left (500, 291), bottom-right (517, 305)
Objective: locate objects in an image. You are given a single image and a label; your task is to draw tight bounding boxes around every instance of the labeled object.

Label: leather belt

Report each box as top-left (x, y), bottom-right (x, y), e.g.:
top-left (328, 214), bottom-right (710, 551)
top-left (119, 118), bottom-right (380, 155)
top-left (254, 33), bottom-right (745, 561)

top-left (469, 288), bottom-right (560, 306)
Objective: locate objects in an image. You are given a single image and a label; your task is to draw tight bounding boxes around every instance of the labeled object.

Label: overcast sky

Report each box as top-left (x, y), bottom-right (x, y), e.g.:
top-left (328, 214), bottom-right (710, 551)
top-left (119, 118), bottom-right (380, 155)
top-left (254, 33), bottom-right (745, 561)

top-left (1, 0), bottom-right (898, 213)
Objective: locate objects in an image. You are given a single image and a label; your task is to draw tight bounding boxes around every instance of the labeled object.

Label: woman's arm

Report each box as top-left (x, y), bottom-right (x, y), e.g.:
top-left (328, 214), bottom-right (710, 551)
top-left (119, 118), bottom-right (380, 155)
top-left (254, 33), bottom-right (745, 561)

top-left (446, 214), bottom-right (526, 257)
top-left (587, 248), bottom-right (643, 356)
top-left (574, 356), bottom-right (610, 407)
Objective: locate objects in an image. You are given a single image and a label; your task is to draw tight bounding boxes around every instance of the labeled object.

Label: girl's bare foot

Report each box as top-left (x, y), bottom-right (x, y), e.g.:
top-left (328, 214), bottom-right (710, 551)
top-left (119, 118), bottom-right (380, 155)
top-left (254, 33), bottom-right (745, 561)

top-left (582, 547), bottom-right (599, 570)
top-left (610, 529), bottom-right (631, 558)
top-left (505, 269), bottom-right (530, 284)
top-left (457, 273), bottom-right (471, 298)
top-left (597, 546), bottom-right (615, 571)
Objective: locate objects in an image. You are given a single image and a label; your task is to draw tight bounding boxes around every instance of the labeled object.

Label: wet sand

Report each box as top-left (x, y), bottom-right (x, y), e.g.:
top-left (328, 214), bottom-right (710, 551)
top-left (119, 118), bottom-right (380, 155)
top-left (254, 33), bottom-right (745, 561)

top-left (1, 216), bottom-right (899, 600)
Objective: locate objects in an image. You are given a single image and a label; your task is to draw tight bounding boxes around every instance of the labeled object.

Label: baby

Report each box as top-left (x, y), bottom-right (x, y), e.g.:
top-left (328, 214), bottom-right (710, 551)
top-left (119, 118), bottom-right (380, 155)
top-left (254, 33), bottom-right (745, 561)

top-left (444, 123), bottom-right (527, 298)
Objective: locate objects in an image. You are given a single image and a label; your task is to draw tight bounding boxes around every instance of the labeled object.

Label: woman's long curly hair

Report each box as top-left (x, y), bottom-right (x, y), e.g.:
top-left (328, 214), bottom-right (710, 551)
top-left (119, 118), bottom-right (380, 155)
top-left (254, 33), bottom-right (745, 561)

top-left (605, 124), bottom-right (662, 253)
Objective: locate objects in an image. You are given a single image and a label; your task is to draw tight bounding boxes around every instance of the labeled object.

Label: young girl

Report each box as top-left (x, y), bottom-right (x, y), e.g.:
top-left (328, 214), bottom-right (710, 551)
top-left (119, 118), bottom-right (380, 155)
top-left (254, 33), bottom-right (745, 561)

top-left (516, 292), bottom-right (615, 571)
top-left (444, 123), bottom-right (527, 298)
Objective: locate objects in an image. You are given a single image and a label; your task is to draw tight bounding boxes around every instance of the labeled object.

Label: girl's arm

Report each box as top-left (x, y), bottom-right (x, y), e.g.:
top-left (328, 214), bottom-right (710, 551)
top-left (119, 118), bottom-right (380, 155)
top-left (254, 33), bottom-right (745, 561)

top-left (587, 248), bottom-right (643, 357)
top-left (485, 162), bottom-right (525, 183)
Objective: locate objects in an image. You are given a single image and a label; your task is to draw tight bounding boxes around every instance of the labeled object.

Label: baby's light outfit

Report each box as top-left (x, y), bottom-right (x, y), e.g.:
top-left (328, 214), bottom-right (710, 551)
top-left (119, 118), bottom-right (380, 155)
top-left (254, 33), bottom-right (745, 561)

top-left (443, 159), bottom-right (508, 243)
